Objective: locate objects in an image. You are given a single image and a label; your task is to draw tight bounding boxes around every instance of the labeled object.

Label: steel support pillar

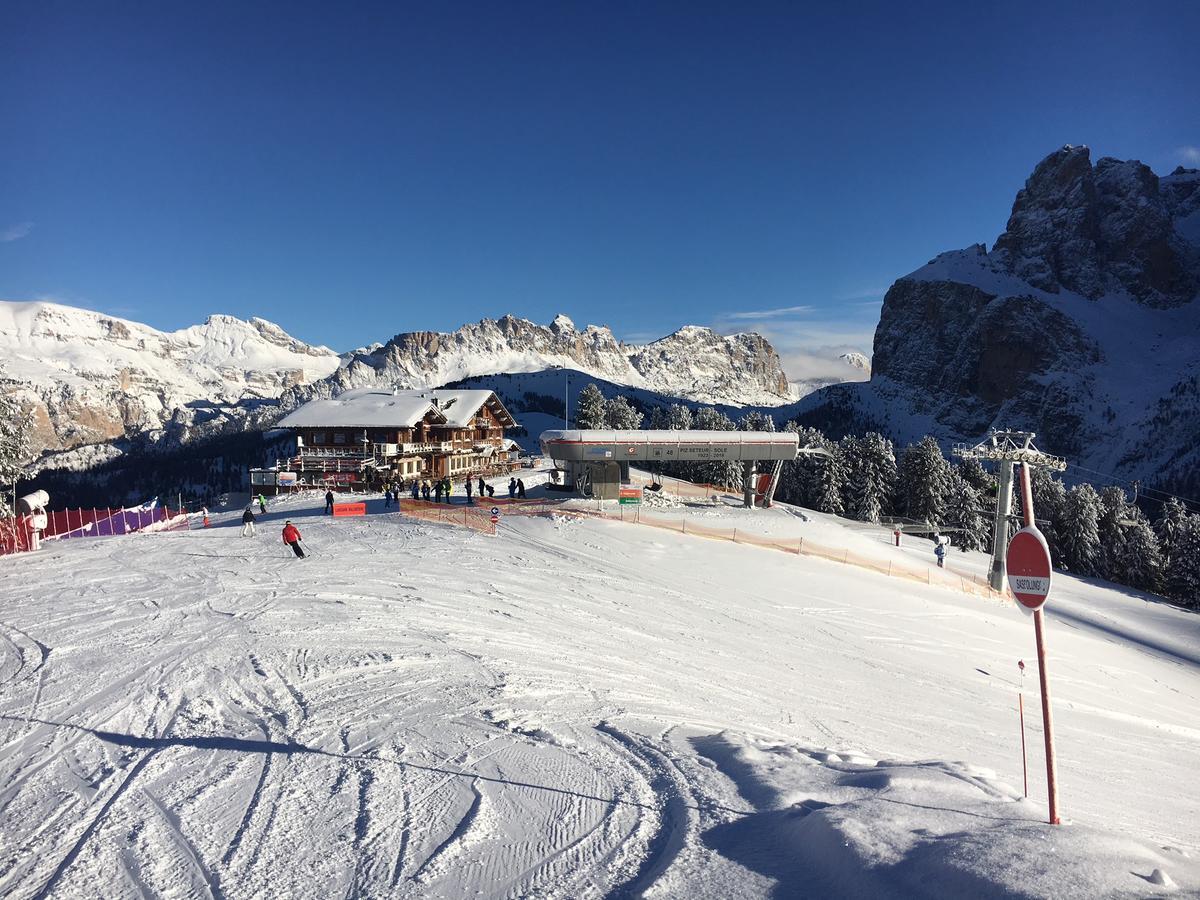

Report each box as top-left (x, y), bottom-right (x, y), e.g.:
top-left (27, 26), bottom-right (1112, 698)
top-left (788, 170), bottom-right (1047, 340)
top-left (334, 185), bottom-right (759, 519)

top-left (989, 461), bottom-right (1015, 591)
top-left (743, 461), bottom-right (755, 509)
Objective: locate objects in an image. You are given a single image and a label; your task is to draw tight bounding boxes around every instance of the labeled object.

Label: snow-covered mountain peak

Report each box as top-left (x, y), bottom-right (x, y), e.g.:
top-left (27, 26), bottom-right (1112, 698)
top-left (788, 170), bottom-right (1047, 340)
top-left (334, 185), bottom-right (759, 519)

top-left (799, 145), bottom-right (1200, 489)
top-left (550, 313), bottom-right (576, 332)
top-left (0, 299), bottom-right (341, 455)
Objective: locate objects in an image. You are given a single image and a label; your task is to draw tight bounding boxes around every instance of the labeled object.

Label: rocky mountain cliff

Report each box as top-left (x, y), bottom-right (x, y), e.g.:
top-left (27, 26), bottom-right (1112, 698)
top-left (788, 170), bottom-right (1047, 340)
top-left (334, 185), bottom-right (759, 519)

top-left (4, 303), bottom-right (841, 466)
top-left (292, 315), bottom-right (793, 410)
top-left (0, 301), bottom-right (341, 456)
top-left (798, 146), bottom-right (1200, 492)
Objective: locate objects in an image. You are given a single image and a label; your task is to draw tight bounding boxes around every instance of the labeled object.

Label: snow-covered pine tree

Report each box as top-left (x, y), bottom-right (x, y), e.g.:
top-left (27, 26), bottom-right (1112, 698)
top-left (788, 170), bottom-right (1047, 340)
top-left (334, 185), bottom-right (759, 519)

top-left (737, 411), bottom-right (775, 432)
top-left (1029, 467), bottom-right (1069, 567)
top-left (1096, 486), bottom-right (1133, 581)
top-left (0, 388), bottom-right (36, 518)
top-left (840, 432), bottom-right (896, 524)
top-left (1058, 483), bottom-right (1102, 576)
top-left (666, 404), bottom-right (693, 431)
top-left (813, 445), bottom-right (847, 516)
top-left (691, 406), bottom-right (740, 488)
top-left (957, 456), bottom-right (996, 499)
top-left (1111, 516), bottom-right (1164, 593)
top-left (1154, 497), bottom-right (1190, 566)
top-left (1163, 513), bottom-right (1200, 608)
top-left (897, 436), bottom-right (952, 526)
top-left (575, 383), bottom-right (607, 429)
top-left (604, 395), bottom-right (644, 430)
top-left (944, 471), bottom-right (989, 552)
top-left (648, 406), bottom-right (668, 430)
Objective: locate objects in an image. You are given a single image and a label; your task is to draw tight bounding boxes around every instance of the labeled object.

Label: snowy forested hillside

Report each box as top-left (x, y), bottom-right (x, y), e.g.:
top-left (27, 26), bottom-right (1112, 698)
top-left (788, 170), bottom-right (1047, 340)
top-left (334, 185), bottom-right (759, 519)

top-left (797, 147), bottom-right (1200, 496)
top-left (0, 488), bottom-right (1197, 898)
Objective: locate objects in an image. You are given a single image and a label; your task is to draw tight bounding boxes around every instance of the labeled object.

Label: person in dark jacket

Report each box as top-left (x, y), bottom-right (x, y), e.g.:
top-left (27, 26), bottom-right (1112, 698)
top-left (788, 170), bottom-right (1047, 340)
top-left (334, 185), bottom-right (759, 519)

top-left (325, 490), bottom-right (335, 514)
top-left (434, 480), bottom-right (444, 502)
top-left (517, 478), bottom-right (527, 499)
top-left (486, 483), bottom-right (495, 498)
top-left (477, 476), bottom-right (486, 497)
top-left (508, 478), bottom-right (517, 499)
top-left (384, 486), bottom-right (392, 508)
top-left (934, 541), bottom-right (946, 568)
top-left (421, 480), bottom-right (430, 501)
top-left (282, 520), bottom-right (305, 558)
top-left (465, 477), bottom-right (474, 505)
top-left (412, 480), bottom-right (420, 500)
top-left (241, 507), bottom-right (256, 537)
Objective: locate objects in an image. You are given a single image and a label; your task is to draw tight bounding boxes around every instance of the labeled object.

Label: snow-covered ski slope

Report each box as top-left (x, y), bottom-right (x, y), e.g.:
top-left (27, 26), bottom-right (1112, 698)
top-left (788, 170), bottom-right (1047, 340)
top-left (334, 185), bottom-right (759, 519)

top-left (0, 486), bottom-right (1198, 898)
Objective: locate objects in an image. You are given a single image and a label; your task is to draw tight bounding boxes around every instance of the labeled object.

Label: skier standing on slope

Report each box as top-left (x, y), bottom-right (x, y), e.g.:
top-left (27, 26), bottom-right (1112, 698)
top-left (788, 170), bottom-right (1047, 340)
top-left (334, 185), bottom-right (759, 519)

top-left (282, 520), bottom-right (306, 558)
top-left (934, 540), bottom-right (946, 569)
top-left (412, 480), bottom-right (420, 500)
top-left (465, 477), bottom-right (474, 505)
top-left (517, 478), bottom-right (527, 499)
top-left (508, 478), bottom-right (517, 499)
top-left (421, 480), bottom-right (430, 501)
top-left (258, 494), bottom-right (267, 515)
top-left (478, 476), bottom-right (486, 497)
top-left (434, 479), bottom-right (444, 502)
top-left (241, 506), bottom-right (256, 537)
top-left (325, 490), bottom-right (335, 514)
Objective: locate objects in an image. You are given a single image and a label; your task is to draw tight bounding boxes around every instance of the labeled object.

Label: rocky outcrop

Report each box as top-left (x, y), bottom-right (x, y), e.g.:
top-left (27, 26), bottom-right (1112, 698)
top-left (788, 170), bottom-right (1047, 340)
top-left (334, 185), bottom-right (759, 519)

top-left (0, 301), bottom-right (341, 458)
top-left (799, 147), bottom-right (1200, 488)
top-left (992, 145), bottom-right (1199, 307)
top-left (285, 315), bottom-right (796, 410)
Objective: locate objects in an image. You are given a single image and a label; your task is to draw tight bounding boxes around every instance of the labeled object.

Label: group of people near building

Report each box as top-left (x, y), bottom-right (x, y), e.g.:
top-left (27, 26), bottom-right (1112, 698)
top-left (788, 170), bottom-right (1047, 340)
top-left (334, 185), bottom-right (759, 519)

top-left (371, 475), bottom-right (529, 505)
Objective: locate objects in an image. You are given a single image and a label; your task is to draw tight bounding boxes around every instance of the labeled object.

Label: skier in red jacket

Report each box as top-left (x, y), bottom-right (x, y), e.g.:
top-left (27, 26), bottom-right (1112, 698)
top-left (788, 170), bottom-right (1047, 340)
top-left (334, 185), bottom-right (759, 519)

top-left (282, 520), bottom-right (305, 558)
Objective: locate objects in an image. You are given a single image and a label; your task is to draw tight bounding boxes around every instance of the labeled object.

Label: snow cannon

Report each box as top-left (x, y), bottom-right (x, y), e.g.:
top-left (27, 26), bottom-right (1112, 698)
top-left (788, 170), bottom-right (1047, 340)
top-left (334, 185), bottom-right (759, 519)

top-left (17, 490), bottom-right (49, 551)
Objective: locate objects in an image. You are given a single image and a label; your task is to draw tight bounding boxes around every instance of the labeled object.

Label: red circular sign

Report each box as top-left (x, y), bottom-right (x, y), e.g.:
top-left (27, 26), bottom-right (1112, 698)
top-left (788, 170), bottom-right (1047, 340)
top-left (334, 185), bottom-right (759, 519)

top-left (1006, 527), bottom-right (1053, 611)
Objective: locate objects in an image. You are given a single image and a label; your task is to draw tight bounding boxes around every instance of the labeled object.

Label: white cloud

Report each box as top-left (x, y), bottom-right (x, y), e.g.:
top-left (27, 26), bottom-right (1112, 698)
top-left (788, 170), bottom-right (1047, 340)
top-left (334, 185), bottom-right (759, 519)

top-left (724, 304), bottom-right (815, 321)
top-left (1178, 146), bottom-right (1200, 166)
top-left (1, 221), bottom-right (34, 242)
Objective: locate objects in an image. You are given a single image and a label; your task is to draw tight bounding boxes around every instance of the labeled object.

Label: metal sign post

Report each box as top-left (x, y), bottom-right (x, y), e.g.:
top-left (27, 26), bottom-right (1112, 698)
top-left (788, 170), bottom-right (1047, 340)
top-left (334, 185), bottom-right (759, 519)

top-left (1008, 463), bottom-right (1061, 825)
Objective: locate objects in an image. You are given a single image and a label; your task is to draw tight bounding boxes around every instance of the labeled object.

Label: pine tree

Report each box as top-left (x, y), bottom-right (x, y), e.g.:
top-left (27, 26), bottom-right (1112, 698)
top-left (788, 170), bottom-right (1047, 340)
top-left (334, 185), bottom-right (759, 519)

top-left (957, 456), bottom-right (996, 499)
top-left (604, 395), bottom-right (644, 430)
top-left (1163, 514), bottom-right (1200, 608)
top-left (1059, 483), bottom-right (1102, 576)
top-left (1029, 468), bottom-right (1069, 568)
top-left (897, 436), bottom-right (953, 526)
top-left (0, 388), bottom-right (36, 518)
top-left (666, 404), bottom-right (693, 431)
top-left (813, 449), bottom-right (847, 516)
top-left (1096, 486), bottom-right (1132, 581)
top-left (1155, 497), bottom-right (1190, 565)
top-left (1111, 517), bottom-right (1164, 593)
top-left (840, 432), bottom-right (896, 524)
top-left (945, 472), bottom-right (989, 552)
top-left (575, 383), bottom-right (607, 429)
top-left (692, 407), bottom-right (740, 487)
top-left (648, 406), bottom-right (667, 430)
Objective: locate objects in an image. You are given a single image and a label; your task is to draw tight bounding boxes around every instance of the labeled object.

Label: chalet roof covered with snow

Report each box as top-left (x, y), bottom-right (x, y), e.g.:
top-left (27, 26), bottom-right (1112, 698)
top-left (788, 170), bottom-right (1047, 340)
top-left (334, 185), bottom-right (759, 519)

top-left (277, 387), bottom-right (518, 429)
top-left (277, 389), bottom-right (447, 428)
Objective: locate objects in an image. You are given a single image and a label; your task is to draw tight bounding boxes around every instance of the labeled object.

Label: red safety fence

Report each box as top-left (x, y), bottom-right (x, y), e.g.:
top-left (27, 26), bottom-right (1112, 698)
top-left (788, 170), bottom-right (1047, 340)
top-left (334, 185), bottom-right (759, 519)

top-left (0, 506), bottom-right (191, 557)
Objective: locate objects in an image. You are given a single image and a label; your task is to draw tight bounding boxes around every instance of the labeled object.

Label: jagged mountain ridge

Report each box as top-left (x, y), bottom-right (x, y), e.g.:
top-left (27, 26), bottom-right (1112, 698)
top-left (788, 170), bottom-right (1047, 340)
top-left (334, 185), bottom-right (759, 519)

top-left (289, 314), bottom-right (794, 410)
top-left (4, 302), bottom-right (865, 466)
top-left (0, 301), bottom-right (341, 456)
top-left (797, 146), bottom-right (1200, 492)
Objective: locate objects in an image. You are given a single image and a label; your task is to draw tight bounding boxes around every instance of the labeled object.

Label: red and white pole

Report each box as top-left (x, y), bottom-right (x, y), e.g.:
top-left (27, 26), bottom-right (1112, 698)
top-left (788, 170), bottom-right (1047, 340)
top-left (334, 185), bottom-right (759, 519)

top-left (1018, 659), bottom-right (1028, 798)
top-left (1019, 463), bottom-right (1060, 825)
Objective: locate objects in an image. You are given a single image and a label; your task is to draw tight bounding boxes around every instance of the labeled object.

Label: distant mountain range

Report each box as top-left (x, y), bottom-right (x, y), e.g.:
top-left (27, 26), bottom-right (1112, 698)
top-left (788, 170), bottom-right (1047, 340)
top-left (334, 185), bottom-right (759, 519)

top-left (0, 302), bottom-right (867, 467)
top-left (797, 146), bottom-right (1200, 492)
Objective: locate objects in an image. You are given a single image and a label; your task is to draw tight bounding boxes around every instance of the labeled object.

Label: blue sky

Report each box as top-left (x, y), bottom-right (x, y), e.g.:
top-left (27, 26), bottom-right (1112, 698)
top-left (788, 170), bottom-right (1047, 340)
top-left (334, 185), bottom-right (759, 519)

top-left (2, 1), bottom-right (1198, 380)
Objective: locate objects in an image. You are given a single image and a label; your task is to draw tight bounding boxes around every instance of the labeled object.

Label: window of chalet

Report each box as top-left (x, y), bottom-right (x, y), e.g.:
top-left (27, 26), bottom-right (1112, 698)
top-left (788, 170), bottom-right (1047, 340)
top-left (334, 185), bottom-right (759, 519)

top-left (312, 432), bottom-right (326, 445)
top-left (333, 432), bottom-right (346, 445)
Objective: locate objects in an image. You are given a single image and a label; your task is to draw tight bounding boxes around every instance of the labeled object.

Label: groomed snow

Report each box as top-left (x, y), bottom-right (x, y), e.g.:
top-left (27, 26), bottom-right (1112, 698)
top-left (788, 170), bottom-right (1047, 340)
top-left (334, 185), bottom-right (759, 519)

top-left (0, 486), bottom-right (1197, 898)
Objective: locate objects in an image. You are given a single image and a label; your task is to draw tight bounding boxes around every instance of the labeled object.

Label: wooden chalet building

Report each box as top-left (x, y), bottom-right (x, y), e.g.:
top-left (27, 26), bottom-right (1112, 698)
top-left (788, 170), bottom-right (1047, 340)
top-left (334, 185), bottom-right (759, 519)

top-left (261, 388), bottom-right (520, 491)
